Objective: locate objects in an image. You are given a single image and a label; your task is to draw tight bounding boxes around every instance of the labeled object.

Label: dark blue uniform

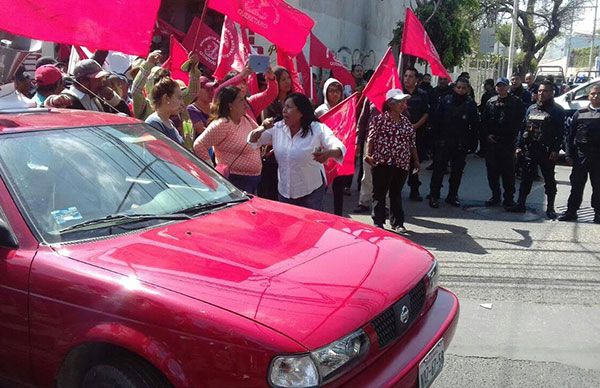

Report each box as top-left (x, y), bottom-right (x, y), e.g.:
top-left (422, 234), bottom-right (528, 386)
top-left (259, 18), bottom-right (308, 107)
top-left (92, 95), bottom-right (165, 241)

top-left (562, 105), bottom-right (600, 222)
top-left (429, 93), bottom-right (479, 204)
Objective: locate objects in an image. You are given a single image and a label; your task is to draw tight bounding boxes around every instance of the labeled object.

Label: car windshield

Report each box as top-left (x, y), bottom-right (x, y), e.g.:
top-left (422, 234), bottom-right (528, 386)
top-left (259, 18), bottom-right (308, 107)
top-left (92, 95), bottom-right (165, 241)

top-left (0, 123), bottom-right (245, 243)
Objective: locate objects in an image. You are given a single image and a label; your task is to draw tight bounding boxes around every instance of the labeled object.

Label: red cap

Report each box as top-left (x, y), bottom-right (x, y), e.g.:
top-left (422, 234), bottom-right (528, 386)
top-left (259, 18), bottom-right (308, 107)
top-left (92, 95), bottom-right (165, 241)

top-left (35, 65), bottom-right (63, 87)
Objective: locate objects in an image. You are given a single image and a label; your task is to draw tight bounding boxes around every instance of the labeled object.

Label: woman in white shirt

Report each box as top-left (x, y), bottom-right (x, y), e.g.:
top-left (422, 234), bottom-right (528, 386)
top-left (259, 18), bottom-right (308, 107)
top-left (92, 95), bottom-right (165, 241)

top-left (248, 93), bottom-right (346, 211)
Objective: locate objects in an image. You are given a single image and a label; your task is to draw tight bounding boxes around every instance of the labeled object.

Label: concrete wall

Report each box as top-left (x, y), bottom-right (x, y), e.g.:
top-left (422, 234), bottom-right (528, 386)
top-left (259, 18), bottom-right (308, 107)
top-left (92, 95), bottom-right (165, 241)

top-left (254, 0), bottom-right (410, 72)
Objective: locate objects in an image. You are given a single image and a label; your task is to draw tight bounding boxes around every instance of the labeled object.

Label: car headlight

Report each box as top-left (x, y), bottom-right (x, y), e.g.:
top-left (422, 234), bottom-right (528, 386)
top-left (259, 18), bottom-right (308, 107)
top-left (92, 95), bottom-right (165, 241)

top-left (426, 259), bottom-right (440, 297)
top-left (268, 329), bottom-right (369, 387)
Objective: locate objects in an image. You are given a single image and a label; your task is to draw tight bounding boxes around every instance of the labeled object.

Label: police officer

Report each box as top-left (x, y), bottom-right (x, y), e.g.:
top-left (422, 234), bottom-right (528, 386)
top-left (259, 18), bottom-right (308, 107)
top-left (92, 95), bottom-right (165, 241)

top-left (403, 67), bottom-right (430, 201)
top-left (509, 73), bottom-right (532, 110)
top-left (508, 81), bottom-right (566, 218)
top-left (428, 78), bottom-right (480, 208)
top-left (481, 77), bottom-right (525, 207)
top-left (558, 85), bottom-right (600, 223)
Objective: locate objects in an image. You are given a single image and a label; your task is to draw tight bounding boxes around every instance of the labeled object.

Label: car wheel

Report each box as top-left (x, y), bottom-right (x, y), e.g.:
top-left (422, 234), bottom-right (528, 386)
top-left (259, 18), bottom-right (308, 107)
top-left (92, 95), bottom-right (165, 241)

top-left (81, 355), bottom-right (171, 388)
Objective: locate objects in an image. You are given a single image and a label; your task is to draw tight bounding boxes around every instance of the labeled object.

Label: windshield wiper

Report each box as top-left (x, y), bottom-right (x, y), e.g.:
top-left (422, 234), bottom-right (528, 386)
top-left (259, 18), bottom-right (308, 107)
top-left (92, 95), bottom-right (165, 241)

top-left (176, 197), bottom-right (250, 215)
top-left (57, 213), bottom-right (192, 234)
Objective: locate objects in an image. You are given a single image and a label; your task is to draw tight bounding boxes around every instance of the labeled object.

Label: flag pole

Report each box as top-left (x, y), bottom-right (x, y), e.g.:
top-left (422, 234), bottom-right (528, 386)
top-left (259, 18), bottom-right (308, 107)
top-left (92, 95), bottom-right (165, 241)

top-left (310, 66), bottom-right (314, 104)
top-left (194, 0), bottom-right (210, 51)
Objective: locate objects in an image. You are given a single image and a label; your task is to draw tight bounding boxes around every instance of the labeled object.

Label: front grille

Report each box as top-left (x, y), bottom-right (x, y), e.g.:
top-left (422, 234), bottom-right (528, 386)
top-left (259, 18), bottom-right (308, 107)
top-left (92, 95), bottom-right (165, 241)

top-left (371, 279), bottom-right (427, 348)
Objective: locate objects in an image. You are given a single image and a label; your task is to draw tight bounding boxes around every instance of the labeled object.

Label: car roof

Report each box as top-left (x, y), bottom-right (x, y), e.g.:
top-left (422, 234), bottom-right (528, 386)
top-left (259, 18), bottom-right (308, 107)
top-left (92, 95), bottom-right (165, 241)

top-left (0, 108), bottom-right (141, 133)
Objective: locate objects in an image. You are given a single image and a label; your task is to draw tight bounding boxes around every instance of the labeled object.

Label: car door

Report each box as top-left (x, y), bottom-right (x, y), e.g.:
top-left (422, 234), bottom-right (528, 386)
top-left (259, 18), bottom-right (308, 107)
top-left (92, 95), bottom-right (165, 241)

top-left (0, 178), bottom-right (37, 385)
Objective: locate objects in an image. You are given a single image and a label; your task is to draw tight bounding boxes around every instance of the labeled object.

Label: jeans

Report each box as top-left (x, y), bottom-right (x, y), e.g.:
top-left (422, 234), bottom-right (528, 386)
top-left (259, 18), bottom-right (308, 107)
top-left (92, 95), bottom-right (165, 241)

top-left (228, 174), bottom-right (261, 194)
top-left (279, 184), bottom-right (326, 211)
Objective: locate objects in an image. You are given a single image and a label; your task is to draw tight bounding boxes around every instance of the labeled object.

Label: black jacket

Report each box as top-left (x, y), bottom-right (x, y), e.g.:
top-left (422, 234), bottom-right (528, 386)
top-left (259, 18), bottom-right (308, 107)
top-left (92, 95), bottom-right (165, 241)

top-left (480, 94), bottom-right (524, 146)
top-left (518, 101), bottom-right (565, 152)
top-left (565, 105), bottom-right (600, 158)
top-left (432, 93), bottom-right (480, 151)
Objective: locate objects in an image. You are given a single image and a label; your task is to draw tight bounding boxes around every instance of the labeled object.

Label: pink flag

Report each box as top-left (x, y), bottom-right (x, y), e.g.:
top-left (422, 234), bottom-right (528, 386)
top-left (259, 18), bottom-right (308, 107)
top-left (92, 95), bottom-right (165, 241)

top-left (182, 17), bottom-right (220, 71)
top-left (309, 33), bottom-right (355, 90)
top-left (207, 0), bottom-right (314, 55)
top-left (277, 48), bottom-right (305, 95)
top-left (213, 17), bottom-right (249, 80)
top-left (0, 0), bottom-right (160, 56)
top-left (163, 36), bottom-right (190, 85)
top-left (321, 93), bottom-right (358, 184)
top-left (362, 48), bottom-right (401, 112)
top-left (401, 8), bottom-right (451, 80)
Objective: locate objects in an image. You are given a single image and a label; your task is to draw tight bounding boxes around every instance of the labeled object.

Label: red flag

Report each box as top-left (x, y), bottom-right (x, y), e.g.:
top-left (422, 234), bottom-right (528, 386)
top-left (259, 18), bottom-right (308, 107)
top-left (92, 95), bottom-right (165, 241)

top-left (295, 52), bottom-right (316, 103)
top-left (207, 0), bottom-right (314, 55)
top-left (321, 93), bottom-right (358, 185)
top-left (163, 36), bottom-right (190, 85)
top-left (309, 33), bottom-right (355, 90)
top-left (276, 48), bottom-right (305, 95)
top-left (362, 48), bottom-right (401, 112)
top-left (401, 8), bottom-right (452, 80)
top-left (213, 17), bottom-right (249, 80)
top-left (0, 0), bottom-right (160, 56)
top-left (182, 17), bottom-right (220, 71)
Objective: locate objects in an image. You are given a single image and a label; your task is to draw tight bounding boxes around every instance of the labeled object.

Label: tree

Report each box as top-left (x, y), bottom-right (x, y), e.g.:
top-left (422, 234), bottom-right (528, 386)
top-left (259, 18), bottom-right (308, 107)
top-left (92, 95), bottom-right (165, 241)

top-left (479, 0), bottom-right (588, 74)
top-left (389, 0), bottom-right (480, 69)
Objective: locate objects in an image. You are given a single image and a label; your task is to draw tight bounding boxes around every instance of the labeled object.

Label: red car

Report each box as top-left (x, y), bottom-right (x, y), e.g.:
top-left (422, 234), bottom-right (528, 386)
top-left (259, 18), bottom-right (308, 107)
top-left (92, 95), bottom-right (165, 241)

top-left (0, 108), bottom-right (458, 388)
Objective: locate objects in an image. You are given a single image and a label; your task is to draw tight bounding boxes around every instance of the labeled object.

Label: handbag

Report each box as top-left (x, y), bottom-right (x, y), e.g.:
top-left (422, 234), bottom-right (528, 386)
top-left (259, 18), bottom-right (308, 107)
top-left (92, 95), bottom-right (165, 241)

top-left (215, 143), bottom-right (248, 178)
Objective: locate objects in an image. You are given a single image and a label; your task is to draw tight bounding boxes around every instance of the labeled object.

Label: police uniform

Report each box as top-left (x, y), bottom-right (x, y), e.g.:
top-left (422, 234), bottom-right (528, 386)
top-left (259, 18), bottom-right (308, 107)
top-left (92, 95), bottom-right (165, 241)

top-left (428, 92), bottom-right (479, 206)
top-left (510, 100), bottom-right (565, 217)
top-left (560, 104), bottom-right (600, 222)
top-left (481, 93), bottom-right (525, 206)
top-left (405, 87), bottom-right (430, 199)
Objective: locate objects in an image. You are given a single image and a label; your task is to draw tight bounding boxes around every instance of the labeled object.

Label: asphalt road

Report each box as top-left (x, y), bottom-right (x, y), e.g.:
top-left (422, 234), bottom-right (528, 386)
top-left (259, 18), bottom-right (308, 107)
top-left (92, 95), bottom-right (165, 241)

top-left (324, 155), bottom-right (600, 388)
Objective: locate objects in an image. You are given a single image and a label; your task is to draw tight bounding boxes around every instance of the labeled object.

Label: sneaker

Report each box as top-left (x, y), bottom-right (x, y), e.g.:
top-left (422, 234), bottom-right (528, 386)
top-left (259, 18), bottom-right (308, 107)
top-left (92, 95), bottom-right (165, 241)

top-left (507, 204), bottom-right (526, 213)
top-left (594, 214), bottom-right (600, 224)
top-left (352, 204), bottom-right (370, 213)
top-left (445, 197), bottom-right (461, 207)
top-left (558, 212), bottom-right (577, 222)
top-left (429, 197), bottom-right (440, 208)
top-left (546, 208), bottom-right (557, 220)
top-left (374, 223), bottom-right (385, 229)
top-left (485, 197), bottom-right (501, 207)
top-left (393, 225), bottom-right (408, 234)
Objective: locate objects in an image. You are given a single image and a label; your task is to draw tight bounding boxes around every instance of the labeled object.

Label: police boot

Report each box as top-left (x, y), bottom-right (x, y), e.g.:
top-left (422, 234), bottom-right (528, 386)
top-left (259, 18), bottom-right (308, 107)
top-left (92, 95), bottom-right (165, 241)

top-left (546, 195), bottom-right (557, 220)
top-left (507, 193), bottom-right (527, 213)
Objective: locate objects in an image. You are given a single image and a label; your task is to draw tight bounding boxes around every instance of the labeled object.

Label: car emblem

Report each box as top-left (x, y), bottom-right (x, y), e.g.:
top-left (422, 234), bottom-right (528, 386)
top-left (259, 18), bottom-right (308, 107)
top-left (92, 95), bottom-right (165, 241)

top-left (400, 305), bottom-right (409, 324)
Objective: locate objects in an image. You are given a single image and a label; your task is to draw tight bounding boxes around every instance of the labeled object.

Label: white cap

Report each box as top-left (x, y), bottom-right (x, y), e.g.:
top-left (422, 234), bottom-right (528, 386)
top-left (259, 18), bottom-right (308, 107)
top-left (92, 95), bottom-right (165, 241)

top-left (385, 88), bottom-right (410, 101)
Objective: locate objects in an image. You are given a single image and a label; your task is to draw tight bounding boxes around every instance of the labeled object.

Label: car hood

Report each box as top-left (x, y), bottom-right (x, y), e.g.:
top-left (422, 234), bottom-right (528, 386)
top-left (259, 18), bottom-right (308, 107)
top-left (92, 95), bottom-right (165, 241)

top-left (55, 198), bottom-right (433, 349)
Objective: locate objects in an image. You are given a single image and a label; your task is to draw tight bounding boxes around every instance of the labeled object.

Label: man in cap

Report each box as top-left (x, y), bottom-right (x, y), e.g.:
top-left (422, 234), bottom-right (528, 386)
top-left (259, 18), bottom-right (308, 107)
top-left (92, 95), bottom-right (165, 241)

top-left (559, 85), bottom-right (600, 223)
top-left (428, 77), bottom-right (480, 208)
top-left (45, 59), bottom-right (128, 114)
top-left (480, 77), bottom-right (524, 207)
top-left (508, 81), bottom-right (565, 218)
top-left (32, 65), bottom-right (64, 107)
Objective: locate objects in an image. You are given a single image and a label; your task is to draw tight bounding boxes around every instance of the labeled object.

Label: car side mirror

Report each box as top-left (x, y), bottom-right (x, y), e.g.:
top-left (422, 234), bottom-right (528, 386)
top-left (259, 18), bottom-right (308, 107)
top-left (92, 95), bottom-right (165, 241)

top-left (565, 93), bottom-right (572, 102)
top-left (0, 219), bottom-right (18, 249)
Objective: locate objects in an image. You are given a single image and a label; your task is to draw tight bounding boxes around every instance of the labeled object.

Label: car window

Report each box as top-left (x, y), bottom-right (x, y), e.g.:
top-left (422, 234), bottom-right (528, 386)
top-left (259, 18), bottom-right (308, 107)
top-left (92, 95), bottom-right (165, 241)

top-left (573, 81), bottom-right (599, 101)
top-left (0, 124), bottom-right (244, 243)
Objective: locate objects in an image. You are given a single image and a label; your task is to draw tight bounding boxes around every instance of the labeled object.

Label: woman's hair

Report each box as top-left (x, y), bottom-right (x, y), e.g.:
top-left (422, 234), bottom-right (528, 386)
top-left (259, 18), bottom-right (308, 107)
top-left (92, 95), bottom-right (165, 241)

top-left (273, 66), bottom-right (290, 82)
top-left (151, 67), bottom-right (171, 86)
top-left (150, 77), bottom-right (178, 108)
top-left (285, 92), bottom-right (317, 138)
top-left (208, 86), bottom-right (241, 124)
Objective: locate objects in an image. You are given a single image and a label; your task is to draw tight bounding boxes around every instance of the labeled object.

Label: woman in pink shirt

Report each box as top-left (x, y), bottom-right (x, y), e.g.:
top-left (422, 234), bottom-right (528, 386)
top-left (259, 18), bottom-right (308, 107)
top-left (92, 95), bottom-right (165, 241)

top-left (193, 86), bottom-right (273, 194)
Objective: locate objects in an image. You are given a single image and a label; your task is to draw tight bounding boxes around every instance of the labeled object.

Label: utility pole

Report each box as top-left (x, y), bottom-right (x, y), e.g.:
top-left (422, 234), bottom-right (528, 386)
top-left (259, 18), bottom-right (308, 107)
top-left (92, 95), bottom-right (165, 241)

top-left (507, 0), bottom-right (519, 76)
top-left (590, 0), bottom-right (599, 71)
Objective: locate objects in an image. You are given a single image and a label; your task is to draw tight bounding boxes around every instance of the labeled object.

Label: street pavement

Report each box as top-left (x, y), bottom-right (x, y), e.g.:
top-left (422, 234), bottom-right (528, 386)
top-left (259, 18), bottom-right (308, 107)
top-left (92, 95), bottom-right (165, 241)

top-left (324, 155), bottom-right (600, 387)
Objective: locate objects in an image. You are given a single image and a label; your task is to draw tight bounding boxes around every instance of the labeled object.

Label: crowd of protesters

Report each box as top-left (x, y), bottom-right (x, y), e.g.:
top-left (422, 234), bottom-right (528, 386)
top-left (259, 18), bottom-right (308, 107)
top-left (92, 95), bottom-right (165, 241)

top-left (3, 47), bottom-right (599, 232)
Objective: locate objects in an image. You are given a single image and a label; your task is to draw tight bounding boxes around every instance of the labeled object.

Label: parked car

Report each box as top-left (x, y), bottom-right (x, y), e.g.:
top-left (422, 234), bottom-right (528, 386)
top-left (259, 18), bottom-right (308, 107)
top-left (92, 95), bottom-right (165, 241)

top-left (555, 77), bottom-right (600, 117)
top-left (0, 108), bottom-right (459, 388)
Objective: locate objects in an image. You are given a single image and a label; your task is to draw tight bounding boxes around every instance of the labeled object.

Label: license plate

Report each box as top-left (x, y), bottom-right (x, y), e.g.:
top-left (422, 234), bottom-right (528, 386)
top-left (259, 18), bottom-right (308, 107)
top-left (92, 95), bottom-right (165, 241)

top-left (418, 338), bottom-right (445, 388)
